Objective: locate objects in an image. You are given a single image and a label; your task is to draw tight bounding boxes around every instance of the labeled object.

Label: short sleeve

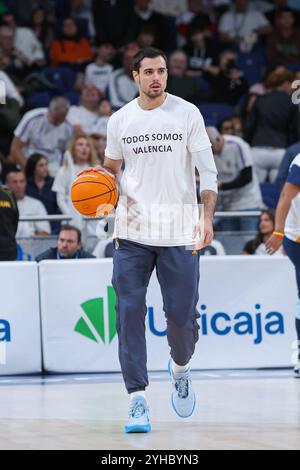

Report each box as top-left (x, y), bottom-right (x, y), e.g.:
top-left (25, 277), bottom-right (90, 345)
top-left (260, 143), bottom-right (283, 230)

top-left (287, 162), bottom-right (300, 189)
top-left (14, 113), bottom-right (33, 143)
top-left (187, 106), bottom-right (211, 153)
top-left (232, 138), bottom-right (253, 171)
top-left (105, 114), bottom-right (123, 160)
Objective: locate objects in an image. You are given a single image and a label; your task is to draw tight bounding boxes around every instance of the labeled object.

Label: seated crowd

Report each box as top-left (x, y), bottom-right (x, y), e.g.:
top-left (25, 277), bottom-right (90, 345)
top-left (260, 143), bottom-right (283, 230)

top-left (0, 0), bottom-right (300, 260)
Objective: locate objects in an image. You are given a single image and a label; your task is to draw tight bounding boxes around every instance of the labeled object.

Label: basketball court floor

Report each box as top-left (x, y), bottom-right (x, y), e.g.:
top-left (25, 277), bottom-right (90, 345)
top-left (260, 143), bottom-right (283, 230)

top-left (0, 370), bottom-right (299, 450)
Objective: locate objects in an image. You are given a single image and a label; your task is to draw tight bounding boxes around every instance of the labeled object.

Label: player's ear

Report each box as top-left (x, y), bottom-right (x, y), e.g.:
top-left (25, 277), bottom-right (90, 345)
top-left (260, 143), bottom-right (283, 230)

top-left (132, 70), bottom-right (139, 83)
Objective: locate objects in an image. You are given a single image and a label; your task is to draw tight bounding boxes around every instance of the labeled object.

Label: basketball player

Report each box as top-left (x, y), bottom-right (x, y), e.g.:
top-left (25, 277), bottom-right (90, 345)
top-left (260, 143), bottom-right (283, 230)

top-left (266, 154), bottom-right (300, 378)
top-left (82, 47), bottom-right (218, 433)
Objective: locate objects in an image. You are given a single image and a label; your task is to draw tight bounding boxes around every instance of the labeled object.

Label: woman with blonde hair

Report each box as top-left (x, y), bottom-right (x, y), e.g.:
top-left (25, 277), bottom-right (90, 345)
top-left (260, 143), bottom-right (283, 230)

top-left (52, 134), bottom-right (99, 229)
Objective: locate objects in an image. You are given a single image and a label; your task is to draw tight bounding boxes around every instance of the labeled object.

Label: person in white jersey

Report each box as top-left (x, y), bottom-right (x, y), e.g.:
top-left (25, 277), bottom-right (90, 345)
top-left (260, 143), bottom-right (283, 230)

top-left (266, 154), bottom-right (300, 378)
top-left (80, 47), bottom-right (218, 433)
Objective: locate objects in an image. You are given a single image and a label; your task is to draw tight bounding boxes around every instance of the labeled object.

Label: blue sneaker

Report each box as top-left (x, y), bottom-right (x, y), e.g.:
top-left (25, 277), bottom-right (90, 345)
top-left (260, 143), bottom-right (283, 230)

top-left (168, 359), bottom-right (196, 418)
top-left (124, 396), bottom-right (151, 434)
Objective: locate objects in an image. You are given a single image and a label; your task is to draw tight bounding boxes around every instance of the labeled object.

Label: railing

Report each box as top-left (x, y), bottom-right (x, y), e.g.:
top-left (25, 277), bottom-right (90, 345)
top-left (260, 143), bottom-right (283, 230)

top-left (16, 211), bottom-right (261, 258)
top-left (18, 211), bottom-right (262, 222)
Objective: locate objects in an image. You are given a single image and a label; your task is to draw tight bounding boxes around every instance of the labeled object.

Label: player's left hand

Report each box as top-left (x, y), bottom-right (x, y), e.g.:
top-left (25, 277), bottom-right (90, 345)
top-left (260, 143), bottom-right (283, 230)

top-left (193, 218), bottom-right (214, 250)
top-left (265, 235), bottom-right (283, 255)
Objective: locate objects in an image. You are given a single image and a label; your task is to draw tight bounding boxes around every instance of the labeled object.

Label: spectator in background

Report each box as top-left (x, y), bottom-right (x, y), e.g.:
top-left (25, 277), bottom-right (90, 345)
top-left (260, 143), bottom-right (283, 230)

top-left (108, 46), bottom-right (139, 109)
top-left (36, 225), bottom-right (95, 261)
top-left (9, 96), bottom-right (73, 177)
top-left (132, 0), bottom-right (170, 51)
top-left (10, 0), bottom-right (54, 27)
top-left (0, 69), bottom-right (23, 155)
top-left (166, 50), bottom-right (199, 102)
top-left (218, 0), bottom-right (272, 51)
top-left (243, 209), bottom-right (284, 255)
top-left (25, 153), bottom-right (60, 233)
top-left (52, 135), bottom-right (98, 231)
top-left (0, 183), bottom-right (18, 261)
top-left (92, 0), bottom-right (135, 48)
top-left (5, 169), bottom-right (50, 238)
top-left (207, 126), bottom-right (263, 231)
top-left (265, 8), bottom-right (300, 66)
top-left (29, 7), bottom-right (54, 50)
top-left (65, 0), bottom-right (95, 38)
top-left (218, 117), bottom-right (235, 135)
top-left (67, 84), bottom-right (101, 134)
top-left (0, 69), bottom-right (23, 106)
top-left (183, 23), bottom-right (220, 77)
top-left (219, 114), bottom-right (244, 138)
top-left (90, 99), bottom-right (113, 139)
top-left (85, 43), bottom-right (116, 94)
top-left (231, 115), bottom-right (244, 138)
top-left (177, 0), bottom-right (213, 47)
top-left (210, 50), bottom-right (248, 105)
top-left (0, 14), bottom-right (46, 70)
top-left (245, 69), bottom-right (300, 182)
top-left (50, 18), bottom-right (93, 70)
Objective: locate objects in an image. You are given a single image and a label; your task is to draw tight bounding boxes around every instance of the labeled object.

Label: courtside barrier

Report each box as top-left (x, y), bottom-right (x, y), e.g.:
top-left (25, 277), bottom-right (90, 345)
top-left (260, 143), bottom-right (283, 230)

top-left (0, 262), bottom-right (42, 374)
top-left (38, 257), bottom-right (297, 373)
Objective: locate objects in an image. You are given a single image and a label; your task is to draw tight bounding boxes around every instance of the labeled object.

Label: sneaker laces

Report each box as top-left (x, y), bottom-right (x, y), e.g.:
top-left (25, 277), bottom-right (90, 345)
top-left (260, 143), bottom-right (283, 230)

top-left (129, 401), bottom-right (147, 419)
top-left (175, 375), bottom-right (190, 399)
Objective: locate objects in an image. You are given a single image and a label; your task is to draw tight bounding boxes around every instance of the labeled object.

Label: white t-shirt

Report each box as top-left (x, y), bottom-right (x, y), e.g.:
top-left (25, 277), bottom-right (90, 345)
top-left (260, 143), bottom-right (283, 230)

top-left (67, 105), bottom-right (99, 134)
top-left (14, 108), bottom-right (74, 177)
top-left (215, 135), bottom-right (263, 210)
top-left (17, 195), bottom-right (50, 238)
top-left (85, 63), bottom-right (114, 93)
top-left (105, 93), bottom-right (212, 246)
top-left (219, 8), bottom-right (269, 40)
top-left (108, 69), bottom-right (139, 109)
top-left (15, 27), bottom-right (45, 64)
top-left (285, 154), bottom-right (300, 243)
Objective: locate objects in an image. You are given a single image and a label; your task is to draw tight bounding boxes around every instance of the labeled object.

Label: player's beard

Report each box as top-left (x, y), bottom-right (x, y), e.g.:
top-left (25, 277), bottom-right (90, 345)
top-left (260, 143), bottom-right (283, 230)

top-left (145, 87), bottom-right (165, 99)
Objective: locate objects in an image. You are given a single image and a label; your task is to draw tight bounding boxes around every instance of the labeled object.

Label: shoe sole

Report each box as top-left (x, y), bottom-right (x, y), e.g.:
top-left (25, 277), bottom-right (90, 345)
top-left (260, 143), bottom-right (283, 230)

top-left (168, 359), bottom-right (196, 419)
top-left (125, 424), bottom-right (151, 434)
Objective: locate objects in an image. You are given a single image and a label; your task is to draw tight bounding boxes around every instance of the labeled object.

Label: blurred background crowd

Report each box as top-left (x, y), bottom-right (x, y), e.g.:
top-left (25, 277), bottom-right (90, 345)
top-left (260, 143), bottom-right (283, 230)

top-left (0, 0), bottom-right (300, 260)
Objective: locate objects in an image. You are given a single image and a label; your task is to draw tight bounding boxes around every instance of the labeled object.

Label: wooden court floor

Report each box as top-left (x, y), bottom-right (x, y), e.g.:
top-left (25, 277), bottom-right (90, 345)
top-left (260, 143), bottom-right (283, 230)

top-left (0, 370), bottom-right (299, 450)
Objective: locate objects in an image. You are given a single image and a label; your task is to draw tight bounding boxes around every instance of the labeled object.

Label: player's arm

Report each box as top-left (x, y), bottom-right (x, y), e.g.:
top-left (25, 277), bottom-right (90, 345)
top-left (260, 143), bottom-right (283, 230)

top-left (193, 148), bottom-right (218, 248)
top-left (102, 157), bottom-right (123, 179)
top-left (9, 136), bottom-right (27, 168)
top-left (266, 182), bottom-right (300, 254)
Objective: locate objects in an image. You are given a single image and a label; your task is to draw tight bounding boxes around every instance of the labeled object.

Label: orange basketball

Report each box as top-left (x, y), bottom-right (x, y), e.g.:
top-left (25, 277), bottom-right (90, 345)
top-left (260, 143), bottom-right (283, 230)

top-left (71, 170), bottom-right (118, 218)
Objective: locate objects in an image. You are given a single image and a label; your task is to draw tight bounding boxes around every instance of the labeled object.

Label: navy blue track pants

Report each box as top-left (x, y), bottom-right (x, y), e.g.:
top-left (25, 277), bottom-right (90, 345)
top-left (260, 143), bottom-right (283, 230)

top-left (112, 239), bottom-right (200, 394)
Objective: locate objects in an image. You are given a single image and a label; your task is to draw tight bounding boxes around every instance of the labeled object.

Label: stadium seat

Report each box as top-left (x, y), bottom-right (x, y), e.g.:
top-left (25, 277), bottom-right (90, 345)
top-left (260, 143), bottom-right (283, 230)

top-left (198, 103), bottom-right (233, 127)
top-left (42, 67), bottom-right (77, 94)
top-left (64, 91), bottom-right (80, 106)
top-left (237, 46), bottom-right (266, 86)
top-left (26, 91), bottom-right (52, 108)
